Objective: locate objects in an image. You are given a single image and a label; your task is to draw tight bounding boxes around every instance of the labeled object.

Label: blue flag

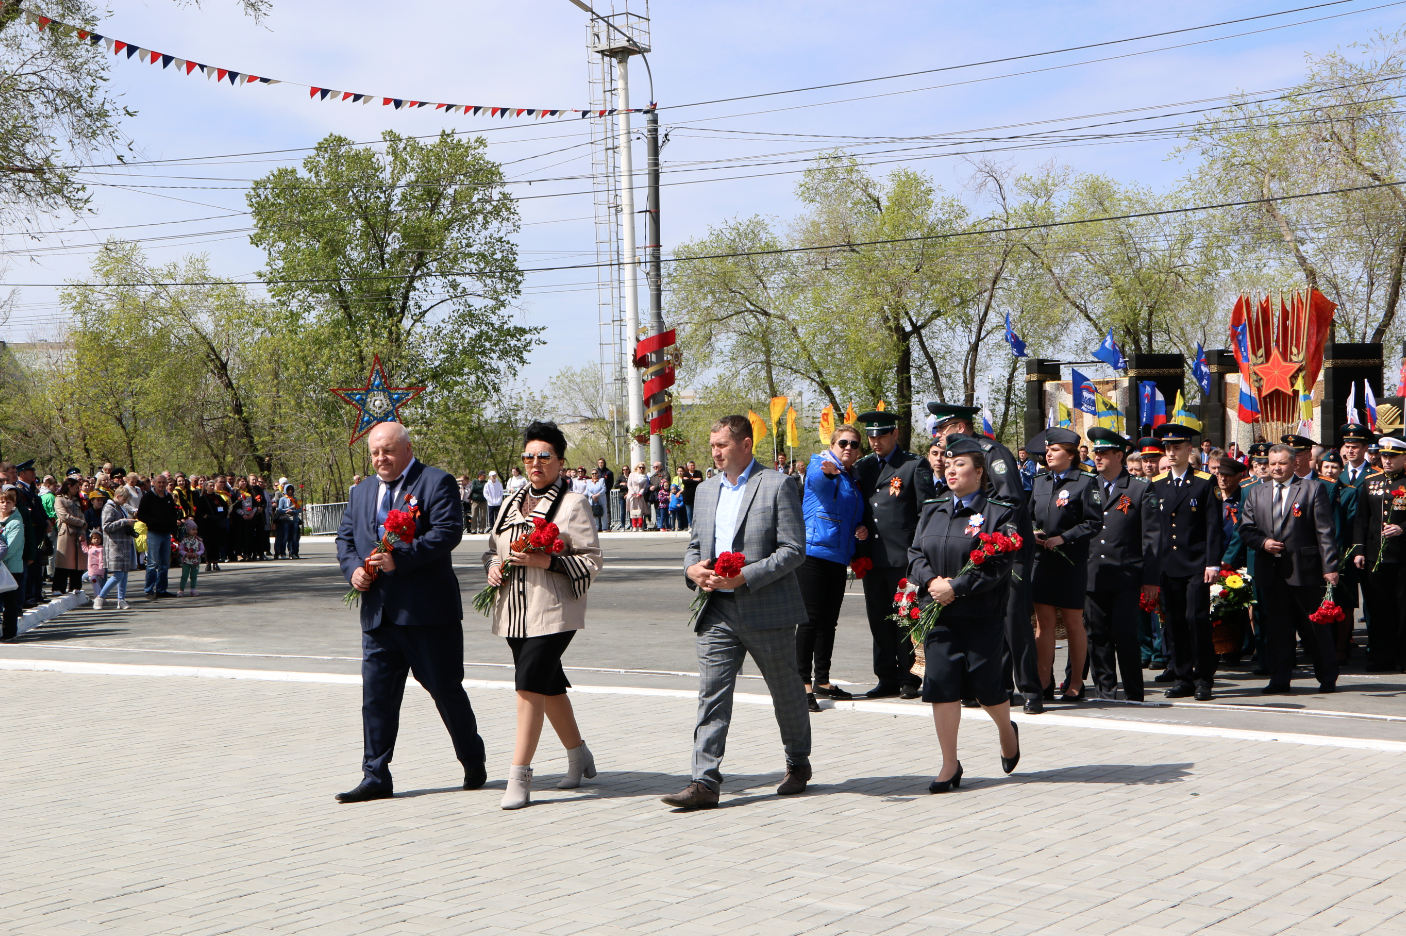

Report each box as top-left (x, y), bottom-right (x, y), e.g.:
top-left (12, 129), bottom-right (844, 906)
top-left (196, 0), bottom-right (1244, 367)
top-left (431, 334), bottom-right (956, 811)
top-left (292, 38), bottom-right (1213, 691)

top-left (1192, 343), bottom-right (1211, 394)
top-left (1072, 368), bottom-right (1097, 415)
top-left (1004, 313), bottom-right (1027, 358)
top-left (1092, 329), bottom-right (1127, 370)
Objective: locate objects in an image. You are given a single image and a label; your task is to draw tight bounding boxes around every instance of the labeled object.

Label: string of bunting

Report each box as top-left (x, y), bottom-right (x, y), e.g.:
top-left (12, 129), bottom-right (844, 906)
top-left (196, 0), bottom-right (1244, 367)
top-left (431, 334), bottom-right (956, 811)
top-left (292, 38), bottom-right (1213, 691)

top-left (8, 3), bottom-right (656, 120)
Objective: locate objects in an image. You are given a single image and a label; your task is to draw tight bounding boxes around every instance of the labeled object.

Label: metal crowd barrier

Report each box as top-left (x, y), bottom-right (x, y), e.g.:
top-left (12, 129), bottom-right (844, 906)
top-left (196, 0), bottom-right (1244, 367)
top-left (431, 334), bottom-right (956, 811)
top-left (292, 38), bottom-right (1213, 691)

top-left (302, 502), bottom-right (348, 535)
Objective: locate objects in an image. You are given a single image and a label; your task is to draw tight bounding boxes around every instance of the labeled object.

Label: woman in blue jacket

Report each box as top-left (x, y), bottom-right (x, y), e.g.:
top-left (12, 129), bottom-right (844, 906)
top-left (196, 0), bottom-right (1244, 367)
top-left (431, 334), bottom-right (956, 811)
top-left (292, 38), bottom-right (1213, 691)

top-left (797, 423), bottom-right (870, 711)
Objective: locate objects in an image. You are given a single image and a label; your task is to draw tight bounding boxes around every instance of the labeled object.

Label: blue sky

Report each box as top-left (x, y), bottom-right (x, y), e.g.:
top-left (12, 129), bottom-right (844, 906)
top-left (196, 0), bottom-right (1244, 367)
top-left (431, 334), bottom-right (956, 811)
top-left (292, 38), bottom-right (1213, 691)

top-left (5, 0), bottom-right (1404, 384)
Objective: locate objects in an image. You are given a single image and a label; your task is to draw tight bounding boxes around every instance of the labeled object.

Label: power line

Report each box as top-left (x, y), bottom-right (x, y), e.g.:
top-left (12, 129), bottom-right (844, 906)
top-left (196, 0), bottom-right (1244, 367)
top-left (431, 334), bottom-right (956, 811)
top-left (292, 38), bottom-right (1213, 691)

top-left (8, 176), bottom-right (1406, 288)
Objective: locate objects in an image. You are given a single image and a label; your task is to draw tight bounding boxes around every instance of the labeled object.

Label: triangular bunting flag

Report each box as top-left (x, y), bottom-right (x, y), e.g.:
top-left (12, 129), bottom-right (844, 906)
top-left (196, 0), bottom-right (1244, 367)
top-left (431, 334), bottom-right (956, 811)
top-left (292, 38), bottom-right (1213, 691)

top-left (216, 68), bottom-right (228, 82)
top-left (351, 93), bottom-right (364, 102)
top-left (184, 60), bottom-right (197, 74)
top-left (318, 88), bottom-right (332, 100)
top-left (77, 29), bottom-right (89, 39)
top-left (310, 87), bottom-right (321, 98)
top-left (226, 70), bottom-right (240, 84)
top-left (382, 97), bottom-right (393, 105)
top-left (112, 39), bottom-right (126, 53)
top-left (37, 15), bottom-right (51, 30)
top-left (342, 91), bottom-right (354, 101)
top-left (137, 48), bottom-right (150, 62)
top-left (393, 99), bottom-right (404, 109)
top-left (161, 53), bottom-right (173, 68)
top-left (434, 102), bottom-right (446, 110)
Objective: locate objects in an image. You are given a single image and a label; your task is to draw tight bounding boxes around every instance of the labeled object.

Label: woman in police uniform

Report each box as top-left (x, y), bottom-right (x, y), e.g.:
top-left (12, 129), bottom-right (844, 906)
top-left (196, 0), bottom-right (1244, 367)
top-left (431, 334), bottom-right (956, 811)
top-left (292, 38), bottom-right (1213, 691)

top-left (907, 436), bottom-right (1022, 793)
top-left (1029, 427), bottom-right (1104, 701)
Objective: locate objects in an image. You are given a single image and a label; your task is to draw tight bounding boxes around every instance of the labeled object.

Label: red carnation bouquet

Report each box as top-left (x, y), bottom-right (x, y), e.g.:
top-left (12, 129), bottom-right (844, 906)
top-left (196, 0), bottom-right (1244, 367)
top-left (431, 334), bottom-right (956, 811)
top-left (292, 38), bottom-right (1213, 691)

top-left (1138, 589), bottom-right (1161, 614)
top-left (473, 516), bottom-right (567, 616)
top-left (344, 508), bottom-right (418, 607)
top-left (899, 530), bottom-right (1022, 643)
top-left (849, 555), bottom-right (873, 583)
top-left (687, 551), bottom-right (746, 627)
top-left (1308, 586), bottom-right (1346, 625)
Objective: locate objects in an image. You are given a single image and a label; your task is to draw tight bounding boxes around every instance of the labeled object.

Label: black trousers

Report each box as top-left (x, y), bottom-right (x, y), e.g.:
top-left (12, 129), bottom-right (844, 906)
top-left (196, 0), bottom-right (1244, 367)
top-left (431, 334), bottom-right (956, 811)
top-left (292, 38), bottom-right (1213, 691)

top-left (1364, 564), bottom-right (1406, 670)
top-left (1257, 570), bottom-right (1337, 688)
top-left (796, 555), bottom-right (848, 685)
top-left (1161, 573), bottom-right (1215, 687)
top-left (1002, 547), bottom-right (1041, 698)
top-left (360, 623), bottom-right (486, 786)
top-left (862, 564), bottom-right (917, 689)
top-left (1085, 584), bottom-right (1144, 701)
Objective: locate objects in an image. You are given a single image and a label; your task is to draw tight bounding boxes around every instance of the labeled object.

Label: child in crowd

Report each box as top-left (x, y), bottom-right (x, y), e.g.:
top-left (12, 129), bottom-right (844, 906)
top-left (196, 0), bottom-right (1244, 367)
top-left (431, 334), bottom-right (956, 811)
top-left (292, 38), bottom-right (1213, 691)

top-left (177, 519), bottom-right (205, 597)
top-left (82, 531), bottom-right (105, 598)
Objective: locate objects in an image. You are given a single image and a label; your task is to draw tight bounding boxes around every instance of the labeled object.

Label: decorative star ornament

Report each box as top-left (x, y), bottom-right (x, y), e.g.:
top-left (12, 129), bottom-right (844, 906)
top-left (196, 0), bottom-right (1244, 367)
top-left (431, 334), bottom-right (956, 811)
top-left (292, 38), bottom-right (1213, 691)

top-left (329, 355), bottom-right (425, 446)
top-left (1254, 345), bottom-right (1299, 398)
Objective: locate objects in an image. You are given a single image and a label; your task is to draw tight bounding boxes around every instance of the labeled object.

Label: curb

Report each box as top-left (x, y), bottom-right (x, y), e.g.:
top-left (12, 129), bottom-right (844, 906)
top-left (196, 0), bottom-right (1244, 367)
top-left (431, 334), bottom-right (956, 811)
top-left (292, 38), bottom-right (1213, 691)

top-left (17, 590), bottom-right (90, 637)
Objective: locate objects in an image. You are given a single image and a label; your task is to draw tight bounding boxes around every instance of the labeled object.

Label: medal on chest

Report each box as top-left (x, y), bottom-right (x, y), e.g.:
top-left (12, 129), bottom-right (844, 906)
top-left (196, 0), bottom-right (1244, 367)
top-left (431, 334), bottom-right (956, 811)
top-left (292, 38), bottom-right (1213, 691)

top-left (1292, 502), bottom-right (1302, 518)
top-left (963, 512), bottom-right (984, 537)
top-left (888, 476), bottom-right (902, 496)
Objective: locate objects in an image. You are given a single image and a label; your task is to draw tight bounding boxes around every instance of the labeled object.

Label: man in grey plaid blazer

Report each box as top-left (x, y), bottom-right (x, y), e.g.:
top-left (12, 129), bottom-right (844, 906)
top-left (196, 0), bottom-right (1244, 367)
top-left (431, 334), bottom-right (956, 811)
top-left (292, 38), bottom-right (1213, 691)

top-left (662, 415), bottom-right (813, 810)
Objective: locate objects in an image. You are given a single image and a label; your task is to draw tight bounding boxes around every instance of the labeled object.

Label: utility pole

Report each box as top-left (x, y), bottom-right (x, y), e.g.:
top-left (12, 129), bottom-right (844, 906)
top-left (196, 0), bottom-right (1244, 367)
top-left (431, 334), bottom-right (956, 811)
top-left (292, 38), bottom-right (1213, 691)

top-left (612, 52), bottom-right (646, 468)
top-left (645, 108), bottom-right (666, 472)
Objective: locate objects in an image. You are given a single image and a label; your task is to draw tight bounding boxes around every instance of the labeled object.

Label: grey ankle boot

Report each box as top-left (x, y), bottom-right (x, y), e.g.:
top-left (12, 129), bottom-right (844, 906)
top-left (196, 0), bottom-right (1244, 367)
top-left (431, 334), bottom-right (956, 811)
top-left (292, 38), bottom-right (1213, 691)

top-left (558, 741), bottom-right (597, 789)
top-left (501, 765), bottom-right (532, 809)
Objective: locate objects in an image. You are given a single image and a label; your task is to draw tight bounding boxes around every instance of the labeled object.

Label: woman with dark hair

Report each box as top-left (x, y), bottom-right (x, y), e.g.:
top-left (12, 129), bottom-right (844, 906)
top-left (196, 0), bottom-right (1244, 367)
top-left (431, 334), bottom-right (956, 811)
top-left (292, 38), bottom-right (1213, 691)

top-left (482, 420), bottom-right (603, 810)
top-left (907, 436), bottom-right (1022, 792)
top-left (1029, 428), bottom-right (1104, 702)
top-left (194, 479), bottom-right (224, 573)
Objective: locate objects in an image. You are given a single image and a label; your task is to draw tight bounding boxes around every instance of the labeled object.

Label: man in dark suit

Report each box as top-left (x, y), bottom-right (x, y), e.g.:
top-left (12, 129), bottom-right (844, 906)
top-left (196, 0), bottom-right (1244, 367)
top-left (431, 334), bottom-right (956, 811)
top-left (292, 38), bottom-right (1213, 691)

top-left (662, 414), bottom-right (812, 810)
top-left (1239, 443), bottom-right (1340, 693)
top-left (853, 410), bottom-right (936, 699)
top-left (1149, 422), bottom-right (1223, 701)
top-left (334, 420), bottom-right (487, 803)
top-left (929, 403), bottom-right (1040, 712)
top-left (1084, 428), bottom-right (1161, 701)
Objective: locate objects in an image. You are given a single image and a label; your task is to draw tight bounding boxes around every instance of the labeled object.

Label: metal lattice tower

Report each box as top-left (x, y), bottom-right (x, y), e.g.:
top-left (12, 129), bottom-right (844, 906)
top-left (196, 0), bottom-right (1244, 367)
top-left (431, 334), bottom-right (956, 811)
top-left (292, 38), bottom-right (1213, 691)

top-left (585, 3), bottom-right (650, 464)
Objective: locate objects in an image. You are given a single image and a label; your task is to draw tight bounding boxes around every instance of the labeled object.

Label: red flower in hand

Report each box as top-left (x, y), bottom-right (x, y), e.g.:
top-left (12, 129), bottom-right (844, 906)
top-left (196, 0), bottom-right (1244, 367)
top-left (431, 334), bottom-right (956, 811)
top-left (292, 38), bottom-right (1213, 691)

top-left (969, 549), bottom-right (987, 565)
top-left (908, 605), bottom-right (920, 620)
top-left (383, 509), bottom-right (417, 543)
top-left (850, 556), bottom-right (873, 579)
top-left (714, 552), bottom-right (746, 579)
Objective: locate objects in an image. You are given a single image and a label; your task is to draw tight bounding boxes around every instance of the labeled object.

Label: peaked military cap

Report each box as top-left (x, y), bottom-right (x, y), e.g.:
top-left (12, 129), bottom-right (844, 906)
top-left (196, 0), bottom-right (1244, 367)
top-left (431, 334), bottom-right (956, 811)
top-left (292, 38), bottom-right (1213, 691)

top-left (1319, 449), bottom-right (1343, 466)
top-left (1378, 436), bottom-right (1406, 453)
top-left (1137, 436), bottom-right (1163, 456)
top-left (1044, 427), bottom-right (1081, 447)
top-left (1087, 427), bottom-right (1129, 451)
top-left (943, 435), bottom-right (985, 459)
top-left (1339, 422), bottom-right (1373, 444)
top-left (1024, 430), bottom-right (1048, 457)
top-left (1216, 457), bottom-right (1248, 475)
top-left (1280, 433), bottom-right (1315, 452)
top-left (857, 410), bottom-right (898, 433)
top-left (15, 459), bottom-right (35, 472)
top-left (1248, 442), bottom-right (1271, 461)
top-left (1152, 422), bottom-right (1200, 443)
top-left (925, 402), bottom-right (980, 428)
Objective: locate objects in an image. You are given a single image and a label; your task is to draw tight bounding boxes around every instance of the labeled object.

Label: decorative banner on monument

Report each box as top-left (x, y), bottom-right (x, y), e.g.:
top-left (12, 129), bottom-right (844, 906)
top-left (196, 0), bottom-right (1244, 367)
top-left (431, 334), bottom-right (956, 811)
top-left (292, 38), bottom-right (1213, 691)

top-left (329, 355), bottom-right (425, 446)
top-left (1229, 289), bottom-right (1336, 440)
top-left (8, 3), bottom-right (655, 120)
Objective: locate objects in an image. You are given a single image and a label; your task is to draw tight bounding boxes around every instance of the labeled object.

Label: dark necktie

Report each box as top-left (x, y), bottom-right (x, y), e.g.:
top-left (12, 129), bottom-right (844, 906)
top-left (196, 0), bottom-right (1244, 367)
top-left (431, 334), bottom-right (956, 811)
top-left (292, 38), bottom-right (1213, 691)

top-left (1105, 481), bottom-right (1114, 500)
top-left (1273, 483), bottom-right (1287, 526)
top-left (377, 477), bottom-right (402, 537)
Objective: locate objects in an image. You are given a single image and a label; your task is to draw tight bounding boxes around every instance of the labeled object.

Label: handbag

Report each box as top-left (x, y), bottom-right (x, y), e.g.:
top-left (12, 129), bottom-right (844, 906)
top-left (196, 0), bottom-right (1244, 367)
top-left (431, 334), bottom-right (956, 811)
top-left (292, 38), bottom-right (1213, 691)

top-left (0, 563), bottom-right (16, 594)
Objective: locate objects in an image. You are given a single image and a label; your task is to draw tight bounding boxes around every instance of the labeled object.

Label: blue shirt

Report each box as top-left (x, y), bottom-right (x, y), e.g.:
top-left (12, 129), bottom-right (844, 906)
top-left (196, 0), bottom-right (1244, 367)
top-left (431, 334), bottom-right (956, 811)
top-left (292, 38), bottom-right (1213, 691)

top-left (713, 460), bottom-right (757, 590)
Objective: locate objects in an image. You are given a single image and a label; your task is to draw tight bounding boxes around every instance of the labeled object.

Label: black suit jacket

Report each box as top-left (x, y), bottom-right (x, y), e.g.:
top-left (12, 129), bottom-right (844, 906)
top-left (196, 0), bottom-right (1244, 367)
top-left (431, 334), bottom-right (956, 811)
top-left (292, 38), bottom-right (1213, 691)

top-left (856, 449), bottom-right (936, 569)
top-left (336, 459), bottom-right (465, 631)
top-left (1353, 469), bottom-right (1406, 567)
top-left (1150, 468), bottom-right (1223, 578)
top-left (1238, 474), bottom-right (1337, 585)
top-left (1087, 471), bottom-right (1161, 591)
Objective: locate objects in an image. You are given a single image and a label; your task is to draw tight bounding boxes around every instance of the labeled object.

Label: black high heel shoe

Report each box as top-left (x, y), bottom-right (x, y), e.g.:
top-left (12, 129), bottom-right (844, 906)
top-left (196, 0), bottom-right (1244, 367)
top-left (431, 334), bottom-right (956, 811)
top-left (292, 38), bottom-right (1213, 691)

top-left (928, 762), bottom-right (963, 793)
top-left (1060, 686), bottom-right (1085, 702)
top-left (1001, 723), bottom-right (1021, 775)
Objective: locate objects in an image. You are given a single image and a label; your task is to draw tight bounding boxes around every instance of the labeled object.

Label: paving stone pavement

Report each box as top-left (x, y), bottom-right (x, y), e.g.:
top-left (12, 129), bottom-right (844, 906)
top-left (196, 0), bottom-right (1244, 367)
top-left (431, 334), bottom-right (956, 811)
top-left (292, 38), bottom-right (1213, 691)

top-left (3, 666), bottom-right (1405, 936)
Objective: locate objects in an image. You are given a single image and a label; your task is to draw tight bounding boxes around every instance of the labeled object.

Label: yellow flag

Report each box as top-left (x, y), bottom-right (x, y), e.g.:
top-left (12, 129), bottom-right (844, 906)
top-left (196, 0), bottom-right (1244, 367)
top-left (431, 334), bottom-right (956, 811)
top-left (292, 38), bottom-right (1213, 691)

top-left (1295, 373), bottom-right (1312, 422)
top-left (844, 402), bottom-right (856, 424)
top-left (748, 410), bottom-right (767, 444)
top-left (786, 407), bottom-right (799, 448)
top-left (818, 404), bottom-right (835, 445)
top-left (875, 400), bottom-right (886, 411)
top-left (1057, 401), bottom-right (1073, 428)
top-left (769, 396), bottom-right (789, 430)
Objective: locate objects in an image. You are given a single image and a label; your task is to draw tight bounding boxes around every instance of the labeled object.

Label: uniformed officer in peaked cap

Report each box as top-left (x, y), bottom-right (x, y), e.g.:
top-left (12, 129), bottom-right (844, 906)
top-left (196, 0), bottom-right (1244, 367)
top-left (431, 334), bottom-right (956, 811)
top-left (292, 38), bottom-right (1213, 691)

top-left (853, 409), bottom-right (935, 698)
top-left (1150, 422), bottom-right (1223, 701)
top-left (926, 402), bottom-right (1041, 711)
top-left (1281, 434), bottom-right (1316, 481)
top-left (1083, 428), bottom-right (1161, 701)
top-left (1351, 435), bottom-right (1406, 672)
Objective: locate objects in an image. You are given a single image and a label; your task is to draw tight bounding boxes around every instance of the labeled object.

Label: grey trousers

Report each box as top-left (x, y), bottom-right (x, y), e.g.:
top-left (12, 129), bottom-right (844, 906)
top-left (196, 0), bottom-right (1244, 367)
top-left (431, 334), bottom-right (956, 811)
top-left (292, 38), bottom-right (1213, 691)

top-left (691, 598), bottom-right (811, 791)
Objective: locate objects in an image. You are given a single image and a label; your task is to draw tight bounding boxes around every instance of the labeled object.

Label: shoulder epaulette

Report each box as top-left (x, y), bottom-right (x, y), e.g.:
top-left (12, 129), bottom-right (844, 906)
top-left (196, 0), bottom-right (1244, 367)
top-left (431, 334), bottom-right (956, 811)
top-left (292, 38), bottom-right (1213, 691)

top-left (1240, 477), bottom-right (1260, 488)
top-left (1131, 475), bottom-right (1149, 484)
top-left (987, 496), bottom-right (1015, 509)
top-left (1369, 468), bottom-right (1385, 477)
top-left (1193, 470), bottom-right (1212, 480)
top-left (929, 493), bottom-right (952, 504)
top-left (1152, 471), bottom-right (1169, 481)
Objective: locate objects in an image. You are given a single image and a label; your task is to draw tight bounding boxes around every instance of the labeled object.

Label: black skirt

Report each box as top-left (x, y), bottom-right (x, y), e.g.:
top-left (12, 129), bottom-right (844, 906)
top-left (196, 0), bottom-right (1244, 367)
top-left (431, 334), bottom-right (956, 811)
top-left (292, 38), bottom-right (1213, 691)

top-left (1031, 548), bottom-right (1088, 610)
top-left (920, 612), bottom-right (1005, 706)
top-left (506, 631), bottom-right (576, 695)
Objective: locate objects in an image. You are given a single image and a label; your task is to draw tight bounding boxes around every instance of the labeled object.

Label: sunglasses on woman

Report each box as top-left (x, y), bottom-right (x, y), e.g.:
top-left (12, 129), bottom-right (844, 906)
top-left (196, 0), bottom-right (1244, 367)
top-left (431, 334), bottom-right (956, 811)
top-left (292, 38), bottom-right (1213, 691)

top-left (834, 439), bottom-right (862, 449)
top-left (521, 452), bottom-right (556, 463)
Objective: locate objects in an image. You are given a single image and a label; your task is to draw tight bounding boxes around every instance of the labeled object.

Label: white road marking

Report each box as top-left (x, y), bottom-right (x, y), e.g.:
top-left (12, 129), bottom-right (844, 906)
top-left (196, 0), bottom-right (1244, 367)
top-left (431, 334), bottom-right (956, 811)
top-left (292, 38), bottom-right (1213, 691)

top-left (2, 658), bottom-right (1403, 753)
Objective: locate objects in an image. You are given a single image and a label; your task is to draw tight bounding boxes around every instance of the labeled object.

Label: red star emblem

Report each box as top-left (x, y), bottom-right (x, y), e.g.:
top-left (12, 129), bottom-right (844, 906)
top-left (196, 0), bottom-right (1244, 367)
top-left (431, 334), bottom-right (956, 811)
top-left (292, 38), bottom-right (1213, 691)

top-left (329, 355), bottom-right (425, 446)
top-left (1254, 346), bottom-right (1298, 398)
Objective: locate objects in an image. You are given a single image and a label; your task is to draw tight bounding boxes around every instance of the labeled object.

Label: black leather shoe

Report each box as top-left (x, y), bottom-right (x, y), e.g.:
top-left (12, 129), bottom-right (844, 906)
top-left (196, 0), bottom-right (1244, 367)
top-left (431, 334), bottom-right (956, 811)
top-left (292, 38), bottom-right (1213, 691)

top-left (1001, 722), bottom-right (1021, 775)
top-left (898, 685), bottom-right (922, 700)
top-left (1060, 686), bottom-right (1086, 702)
top-left (1023, 696), bottom-right (1044, 715)
top-left (1260, 684), bottom-right (1292, 695)
top-left (1164, 683), bottom-right (1195, 698)
top-left (928, 762), bottom-right (963, 793)
top-left (1194, 684), bottom-right (1213, 702)
top-left (777, 761), bottom-right (811, 795)
top-left (863, 685), bottom-right (900, 699)
top-left (1154, 670), bottom-right (1177, 683)
top-left (813, 684), bottom-right (853, 700)
top-left (1317, 683), bottom-right (1337, 694)
top-left (336, 780), bottom-right (393, 803)
top-left (661, 781), bottom-right (719, 809)
top-left (463, 762), bottom-right (487, 790)
top-left (806, 692), bottom-right (821, 713)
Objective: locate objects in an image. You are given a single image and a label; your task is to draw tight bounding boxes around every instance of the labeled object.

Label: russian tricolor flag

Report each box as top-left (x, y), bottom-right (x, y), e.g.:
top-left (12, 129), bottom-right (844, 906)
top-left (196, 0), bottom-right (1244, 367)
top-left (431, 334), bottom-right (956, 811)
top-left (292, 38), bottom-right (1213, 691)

top-left (1138, 381), bottom-right (1167, 430)
top-left (1237, 382), bottom-right (1261, 424)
